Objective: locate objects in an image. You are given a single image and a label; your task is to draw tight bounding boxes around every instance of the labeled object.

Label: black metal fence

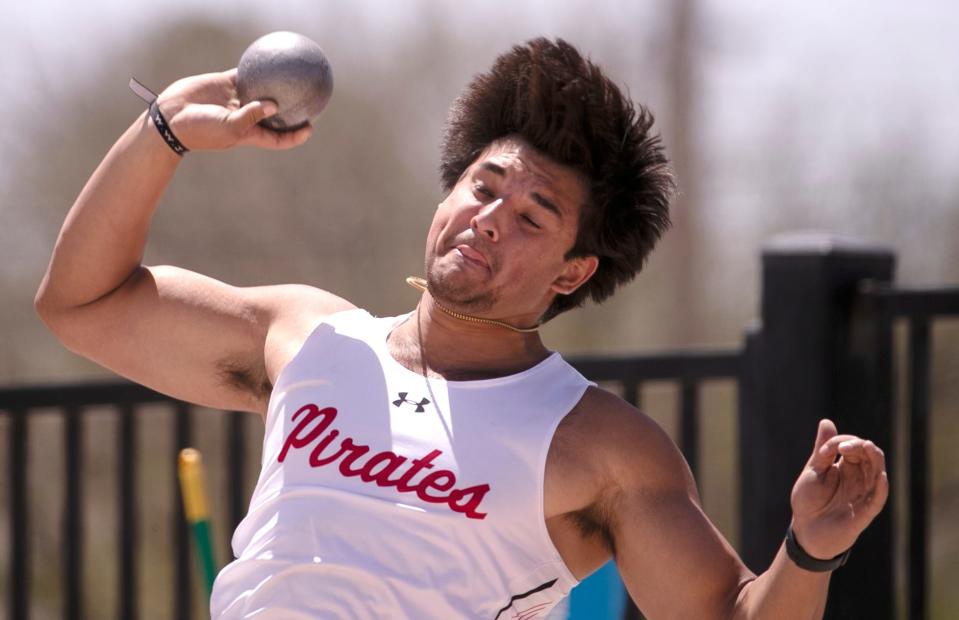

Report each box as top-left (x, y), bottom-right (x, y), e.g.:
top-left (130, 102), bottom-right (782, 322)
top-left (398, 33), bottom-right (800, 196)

top-left (2, 384), bottom-right (250, 620)
top-left (3, 234), bottom-right (957, 620)
top-left (859, 284), bottom-right (959, 620)
top-left (570, 349), bottom-right (744, 478)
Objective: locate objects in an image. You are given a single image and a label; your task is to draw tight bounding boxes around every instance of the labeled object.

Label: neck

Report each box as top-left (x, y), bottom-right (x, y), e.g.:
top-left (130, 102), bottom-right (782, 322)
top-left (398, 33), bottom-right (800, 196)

top-left (388, 291), bottom-right (551, 381)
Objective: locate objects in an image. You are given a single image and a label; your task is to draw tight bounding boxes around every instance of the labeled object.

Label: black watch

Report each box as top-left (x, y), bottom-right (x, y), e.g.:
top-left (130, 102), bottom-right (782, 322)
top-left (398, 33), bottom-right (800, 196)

top-left (785, 526), bottom-right (851, 572)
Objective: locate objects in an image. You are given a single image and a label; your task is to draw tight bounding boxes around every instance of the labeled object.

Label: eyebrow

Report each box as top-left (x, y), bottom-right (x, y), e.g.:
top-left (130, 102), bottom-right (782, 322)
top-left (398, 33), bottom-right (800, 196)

top-left (479, 162), bottom-right (563, 220)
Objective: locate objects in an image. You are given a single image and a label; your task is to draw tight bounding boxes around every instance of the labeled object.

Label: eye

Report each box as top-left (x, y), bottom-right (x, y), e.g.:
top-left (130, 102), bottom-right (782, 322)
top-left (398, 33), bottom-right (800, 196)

top-left (473, 183), bottom-right (494, 199)
top-left (521, 214), bottom-right (541, 229)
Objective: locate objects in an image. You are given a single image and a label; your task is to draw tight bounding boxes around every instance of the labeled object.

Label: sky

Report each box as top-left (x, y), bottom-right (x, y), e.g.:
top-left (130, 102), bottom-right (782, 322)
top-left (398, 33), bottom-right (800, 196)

top-left (6, 0), bottom-right (956, 213)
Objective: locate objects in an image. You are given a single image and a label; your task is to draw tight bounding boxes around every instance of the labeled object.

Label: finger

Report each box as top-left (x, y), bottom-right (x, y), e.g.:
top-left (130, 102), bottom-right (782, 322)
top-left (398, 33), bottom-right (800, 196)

top-left (837, 438), bottom-right (868, 463)
top-left (243, 123), bottom-right (313, 151)
top-left (814, 419), bottom-right (837, 451)
top-left (859, 442), bottom-right (875, 487)
top-left (815, 433), bottom-right (864, 464)
top-left (806, 419), bottom-right (838, 472)
top-left (863, 441), bottom-right (886, 490)
top-left (227, 99), bottom-right (279, 134)
top-left (861, 471), bottom-right (890, 522)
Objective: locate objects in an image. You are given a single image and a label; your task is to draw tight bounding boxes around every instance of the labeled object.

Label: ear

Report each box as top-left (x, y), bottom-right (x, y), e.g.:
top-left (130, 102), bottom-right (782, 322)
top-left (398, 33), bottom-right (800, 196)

top-left (550, 255), bottom-right (599, 295)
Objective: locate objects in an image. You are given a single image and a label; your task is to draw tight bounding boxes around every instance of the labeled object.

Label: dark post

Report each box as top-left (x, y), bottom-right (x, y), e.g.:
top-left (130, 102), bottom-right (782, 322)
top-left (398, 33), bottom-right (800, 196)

top-left (907, 317), bottom-right (930, 619)
top-left (63, 407), bottom-right (83, 620)
top-left (118, 404), bottom-right (139, 620)
top-left (739, 233), bottom-right (895, 618)
top-left (226, 411), bottom-right (247, 553)
top-left (10, 409), bottom-right (29, 620)
top-left (173, 403), bottom-right (193, 620)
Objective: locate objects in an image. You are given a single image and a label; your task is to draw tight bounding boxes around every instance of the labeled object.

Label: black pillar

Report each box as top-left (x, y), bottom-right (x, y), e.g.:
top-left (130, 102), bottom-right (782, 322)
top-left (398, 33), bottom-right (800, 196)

top-left (739, 232), bottom-right (895, 619)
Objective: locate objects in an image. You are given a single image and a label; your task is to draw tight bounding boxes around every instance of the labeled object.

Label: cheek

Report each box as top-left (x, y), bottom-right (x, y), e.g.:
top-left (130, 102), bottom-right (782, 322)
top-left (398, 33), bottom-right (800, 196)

top-left (525, 243), bottom-right (577, 283)
top-left (425, 210), bottom-right (460, 264)
top-left (429, 202), bottom-right (472, 247)
top-left (426, 206), bottom-right (449, 247)
top-left (500, 245), bottom-right (559, 282)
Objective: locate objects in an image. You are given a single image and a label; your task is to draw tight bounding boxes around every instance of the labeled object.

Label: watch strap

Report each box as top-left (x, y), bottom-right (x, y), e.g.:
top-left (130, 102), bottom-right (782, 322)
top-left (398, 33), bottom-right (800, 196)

top-left (785, 526), bottom-right (851, 572)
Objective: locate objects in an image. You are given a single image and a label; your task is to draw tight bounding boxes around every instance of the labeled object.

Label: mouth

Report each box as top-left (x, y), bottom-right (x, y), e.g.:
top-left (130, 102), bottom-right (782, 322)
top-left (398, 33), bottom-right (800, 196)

top-left (454, 244), bottom-right (490, 271)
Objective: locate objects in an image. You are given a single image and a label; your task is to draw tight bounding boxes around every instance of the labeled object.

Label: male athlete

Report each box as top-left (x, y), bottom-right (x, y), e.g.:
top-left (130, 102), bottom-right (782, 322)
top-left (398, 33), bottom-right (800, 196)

top-left (37, 38), bottom-right (887, 618)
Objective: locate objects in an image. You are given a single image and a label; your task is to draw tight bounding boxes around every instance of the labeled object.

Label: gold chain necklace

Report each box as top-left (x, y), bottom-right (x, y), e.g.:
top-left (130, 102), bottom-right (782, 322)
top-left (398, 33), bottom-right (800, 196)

top-left (405, 276), bottom-right (540, 333)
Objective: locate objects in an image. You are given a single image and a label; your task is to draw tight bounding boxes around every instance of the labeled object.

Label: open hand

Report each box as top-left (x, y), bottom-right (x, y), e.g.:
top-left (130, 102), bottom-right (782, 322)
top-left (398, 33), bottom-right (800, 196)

top-left (154, 68), bottom-right (313, 151)
top-left (789, 419), bottom-right (889, 560)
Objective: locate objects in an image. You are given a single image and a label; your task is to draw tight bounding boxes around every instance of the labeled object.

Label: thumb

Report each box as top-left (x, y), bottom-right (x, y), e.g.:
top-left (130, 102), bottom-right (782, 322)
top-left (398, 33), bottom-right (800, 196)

top-left (806, 418), bottom-right (838, 472)
top-left (227, 99), bottom-right (278, 131)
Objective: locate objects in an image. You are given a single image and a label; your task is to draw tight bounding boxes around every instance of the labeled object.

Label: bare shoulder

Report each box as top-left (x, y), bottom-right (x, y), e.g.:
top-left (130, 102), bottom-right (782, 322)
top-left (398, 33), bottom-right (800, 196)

top-left (555, 386), bottom-right (694, 495)
top-left (546, 386), bottom-right (699, 577)
top-left (239, 281), bottom-right (357, 387)
top-left (244, 281), bottom-right (356, 323)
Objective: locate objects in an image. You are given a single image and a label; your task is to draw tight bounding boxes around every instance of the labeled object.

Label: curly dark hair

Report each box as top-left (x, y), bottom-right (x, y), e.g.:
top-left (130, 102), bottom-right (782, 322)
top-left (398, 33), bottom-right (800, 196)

top-left (440, 38), bottom-right (674, 321)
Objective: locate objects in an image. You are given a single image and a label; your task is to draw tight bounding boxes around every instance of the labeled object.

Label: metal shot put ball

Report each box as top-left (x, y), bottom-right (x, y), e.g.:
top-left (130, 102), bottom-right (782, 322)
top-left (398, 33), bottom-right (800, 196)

top-left (236, 31), bottom-right (333, 132)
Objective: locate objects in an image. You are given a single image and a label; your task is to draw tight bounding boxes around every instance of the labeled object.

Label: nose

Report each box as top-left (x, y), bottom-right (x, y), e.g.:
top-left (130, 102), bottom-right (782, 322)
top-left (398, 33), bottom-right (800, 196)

top-left (470, 198), bottom-right (504, 242)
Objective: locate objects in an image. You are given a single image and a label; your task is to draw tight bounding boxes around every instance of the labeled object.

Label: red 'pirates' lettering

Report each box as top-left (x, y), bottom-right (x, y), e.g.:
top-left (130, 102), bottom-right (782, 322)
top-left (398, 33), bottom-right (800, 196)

top-left (395, 449), bottom-right (441, 492)
top-left (308, 429), bottom-right (341, 467)
top-left (277, 404), bottom-right (336, 462)
top-left (449, 484), bottom-right (491, 519)
top-left (417, 470), bottom-right (457, 502)
top-left (338, 439), bottom-right (371, 477)
top-left (359, 451), bottom-right (408, 484)
top-left (278, 403), bottom-right (491, 519)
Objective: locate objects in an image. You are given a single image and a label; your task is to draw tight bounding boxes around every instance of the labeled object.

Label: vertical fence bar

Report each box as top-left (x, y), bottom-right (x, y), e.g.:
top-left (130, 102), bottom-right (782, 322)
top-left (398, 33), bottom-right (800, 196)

top-left (117, 404), bottom-right (138, 620)
top-left (63, 406), bottom-right (83, 620)
top-left (738, 326), bottom-right (764, 564)
top-left (680, 380), bottom-right (699, 478)
top-left (851, 292), bottom-right (896, 620)
top-left (10, 408), bottom-right (30, 620)
top-left (226, 412), bottom-right (246, 558)
top-left (908, 317), bottom-right (931, 620)
top-left (620, 380), bottom-right (646, 620)
top-left (622, 381), bottom-right (640, 409)
top-left (173, 403), bottom-right (192, 620)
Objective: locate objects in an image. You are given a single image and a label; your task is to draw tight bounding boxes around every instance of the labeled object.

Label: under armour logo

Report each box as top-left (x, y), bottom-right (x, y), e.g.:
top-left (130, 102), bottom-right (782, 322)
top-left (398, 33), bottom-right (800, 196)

top-left (392, 392), bottom-right (430, 412)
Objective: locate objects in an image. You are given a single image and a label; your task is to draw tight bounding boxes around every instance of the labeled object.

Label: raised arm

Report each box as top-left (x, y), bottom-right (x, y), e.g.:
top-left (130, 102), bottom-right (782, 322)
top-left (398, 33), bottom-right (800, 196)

top-left (35, 69), bottom-right (352, 415)
top-left (581, 395), bottom-right (887, 619)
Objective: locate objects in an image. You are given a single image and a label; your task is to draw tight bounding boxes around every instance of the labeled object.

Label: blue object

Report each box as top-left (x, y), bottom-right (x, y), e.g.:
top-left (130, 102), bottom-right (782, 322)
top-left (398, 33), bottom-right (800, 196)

top-left (566, 561), bottom-right (627, 619)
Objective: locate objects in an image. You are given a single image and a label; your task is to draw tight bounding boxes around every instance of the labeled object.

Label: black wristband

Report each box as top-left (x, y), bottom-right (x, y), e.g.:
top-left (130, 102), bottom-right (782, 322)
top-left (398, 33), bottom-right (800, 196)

top-left (785, 526), bottom-right (851, 572)
top-left (129, 77), bottom-right (188, 156)
top-left (148, 99), bottom-right (188, 155)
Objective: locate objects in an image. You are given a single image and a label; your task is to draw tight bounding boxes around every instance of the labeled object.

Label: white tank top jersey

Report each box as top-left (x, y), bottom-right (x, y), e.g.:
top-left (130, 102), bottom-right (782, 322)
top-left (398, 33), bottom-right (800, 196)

top-left (210, 309), bottom-right (594, 620)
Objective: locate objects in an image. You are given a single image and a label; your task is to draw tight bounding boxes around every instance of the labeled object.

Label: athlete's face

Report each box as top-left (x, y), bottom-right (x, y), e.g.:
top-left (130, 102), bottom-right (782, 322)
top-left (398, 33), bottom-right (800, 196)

top-left (425, 137), bottom-right (598, 322)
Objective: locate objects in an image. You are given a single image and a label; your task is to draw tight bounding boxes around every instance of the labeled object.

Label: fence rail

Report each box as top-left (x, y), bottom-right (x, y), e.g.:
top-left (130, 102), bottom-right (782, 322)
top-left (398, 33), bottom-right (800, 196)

top-left (570, 349), bottom-right (743, 480)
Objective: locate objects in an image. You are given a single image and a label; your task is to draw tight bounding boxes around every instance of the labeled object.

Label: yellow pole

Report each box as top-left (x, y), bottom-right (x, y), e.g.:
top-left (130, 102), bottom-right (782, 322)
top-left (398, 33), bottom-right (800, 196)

top-left (177, 448), bottom-right (217, 598)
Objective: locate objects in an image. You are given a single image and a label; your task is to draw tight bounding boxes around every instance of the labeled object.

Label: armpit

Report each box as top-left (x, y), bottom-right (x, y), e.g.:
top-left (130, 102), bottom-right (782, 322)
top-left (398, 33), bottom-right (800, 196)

top-left (567, 501), bottom-right (616, 554)
top-left (216, 357), bottom-right (273, 402)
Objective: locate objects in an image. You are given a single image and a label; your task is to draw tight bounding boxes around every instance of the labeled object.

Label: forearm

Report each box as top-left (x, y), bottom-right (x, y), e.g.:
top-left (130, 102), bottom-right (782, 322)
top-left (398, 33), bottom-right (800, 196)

top-left (36, 111), bottom-right (181, 314)
top-left (733, 544), bottom-right (831, 620)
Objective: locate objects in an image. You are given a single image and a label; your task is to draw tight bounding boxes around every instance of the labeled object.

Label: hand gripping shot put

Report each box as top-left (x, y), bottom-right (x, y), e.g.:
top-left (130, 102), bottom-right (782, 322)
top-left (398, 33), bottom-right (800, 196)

top-left (37, 31), bottom-right (889, 620)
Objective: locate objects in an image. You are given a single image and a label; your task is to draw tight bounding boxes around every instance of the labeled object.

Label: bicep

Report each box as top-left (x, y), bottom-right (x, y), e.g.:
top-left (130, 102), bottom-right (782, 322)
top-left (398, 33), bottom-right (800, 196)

top-left (54, 264), bottom-right (351, 414)
top-left (608, 429), bottom-right (753, 619)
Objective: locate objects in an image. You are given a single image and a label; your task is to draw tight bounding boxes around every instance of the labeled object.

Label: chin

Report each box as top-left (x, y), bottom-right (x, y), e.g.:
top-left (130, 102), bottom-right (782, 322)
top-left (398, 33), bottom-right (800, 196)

top-left (426, 263), bottom-right (497, 313)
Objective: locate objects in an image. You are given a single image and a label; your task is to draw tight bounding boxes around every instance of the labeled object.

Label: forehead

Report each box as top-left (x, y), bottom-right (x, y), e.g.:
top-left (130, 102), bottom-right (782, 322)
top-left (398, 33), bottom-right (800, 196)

top-left (470, 137), bottom-right (589, 214)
